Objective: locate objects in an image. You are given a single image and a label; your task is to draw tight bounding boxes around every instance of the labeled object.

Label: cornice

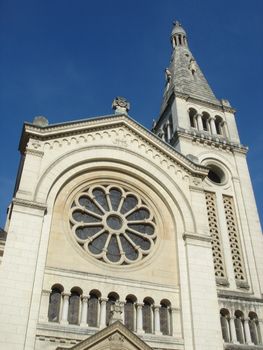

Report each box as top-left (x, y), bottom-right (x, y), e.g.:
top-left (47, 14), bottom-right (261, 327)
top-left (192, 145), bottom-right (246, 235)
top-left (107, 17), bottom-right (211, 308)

top-left (45, 266), bottom-right (179, 293)
top-left (174, 91), bottom-right (236, 113)
top-left (224, 344), bottom-right (263, 350)
top-left (20, 114), bottom-right (208, 177)
top-left (25, 149), bottom-right (44, 157)
top-left (173, 129), bottom-right (248, 154)
top-left (183, 232), bottom-right (212, 243)
top-left (12, 198), bottom-right (47, 211)
top-left (218, 291), bottom-right (263, 304)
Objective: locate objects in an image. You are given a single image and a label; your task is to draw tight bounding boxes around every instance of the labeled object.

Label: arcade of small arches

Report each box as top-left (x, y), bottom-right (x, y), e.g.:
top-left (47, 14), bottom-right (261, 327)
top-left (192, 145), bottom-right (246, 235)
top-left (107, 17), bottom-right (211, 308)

top-left (189, 108), bottom-right (226, 137)
top-left (172, 34), bottom-right (187, 47)
top-left (220, 308), bottom-right (262, 346)
top-left (46, 284), bottom-right (177, 337)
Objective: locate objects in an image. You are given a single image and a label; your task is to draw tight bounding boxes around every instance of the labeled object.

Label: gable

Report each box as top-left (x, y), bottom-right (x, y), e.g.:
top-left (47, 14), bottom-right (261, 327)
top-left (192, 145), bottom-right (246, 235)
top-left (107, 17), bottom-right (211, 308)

top-left (56, 321), bottom-right (152, 350)
top-left (20, 113), bottom-right (207, 179)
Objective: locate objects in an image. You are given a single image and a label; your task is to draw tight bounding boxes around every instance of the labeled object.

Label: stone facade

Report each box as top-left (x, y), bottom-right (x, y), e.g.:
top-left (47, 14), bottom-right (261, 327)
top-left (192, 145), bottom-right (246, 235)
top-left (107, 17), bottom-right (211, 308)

top-left (0, 22), bottom-right (262, 350)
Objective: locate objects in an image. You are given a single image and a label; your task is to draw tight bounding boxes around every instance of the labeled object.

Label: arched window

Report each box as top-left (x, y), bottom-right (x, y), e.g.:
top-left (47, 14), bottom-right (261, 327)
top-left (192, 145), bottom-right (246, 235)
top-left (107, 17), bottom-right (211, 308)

top-left (88, 290), bottom-right (101, 327)
top-left (68, 287), bottom-right (82, 325)
top-left (220, 309), bottom-right (230, 342)
top-left (124, 295), bottom-right (136, 331)
top-left (160, 299), bottom-right (171, 335)
top-left (234, 310), bottom-right (245, 344)
top-left (189, 108), bottom-right (197, 128)
top-left (48, 284), bottom-right (63, 322)
top-left (249, 312), bottom-right (261, 345)
top-left (178, 35), bottom-right (182, 45)
top-left (215, 116), bottom-right (223, 135)
top-left (202, 112), bottom-right (210, 132)
top-left (106, 292), bottom-right (119, 325)
top-left (142, 297), bottom-right (154, 334)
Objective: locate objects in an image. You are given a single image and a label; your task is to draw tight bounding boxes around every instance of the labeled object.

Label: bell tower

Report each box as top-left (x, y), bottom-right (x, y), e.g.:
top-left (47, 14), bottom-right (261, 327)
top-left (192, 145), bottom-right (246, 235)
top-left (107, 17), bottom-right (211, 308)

top-left (153, 21), bottom-right (263, 345)
top-left (153, 21), bottom-right (241, 155)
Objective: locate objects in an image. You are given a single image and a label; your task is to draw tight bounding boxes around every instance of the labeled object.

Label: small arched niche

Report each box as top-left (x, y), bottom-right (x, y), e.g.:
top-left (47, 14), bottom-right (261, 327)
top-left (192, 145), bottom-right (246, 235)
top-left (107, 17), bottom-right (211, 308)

top-left (189, 108), bottom-right (197, 128)
top-left (202, 112), bottom-right (210, 132)
top-left (88, 289), bottom-right (101, 327)
top-left (124, 294), bottom-right (137, 331)
top-left (48, 284), bottom-right (64, 323)
top-left (220, 308), bottom-right (230, 342)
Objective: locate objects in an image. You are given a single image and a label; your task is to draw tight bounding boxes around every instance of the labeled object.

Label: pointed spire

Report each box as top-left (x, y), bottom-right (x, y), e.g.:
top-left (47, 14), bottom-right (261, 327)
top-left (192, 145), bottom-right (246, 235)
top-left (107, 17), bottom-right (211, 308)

top-left (162, 21), bottom-right (219, 105)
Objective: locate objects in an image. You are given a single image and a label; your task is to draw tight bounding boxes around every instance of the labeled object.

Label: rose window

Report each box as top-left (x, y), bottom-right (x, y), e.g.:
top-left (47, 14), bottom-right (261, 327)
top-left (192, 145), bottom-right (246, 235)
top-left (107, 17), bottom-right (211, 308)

top-left (70, 185), bottom-right (157, 265)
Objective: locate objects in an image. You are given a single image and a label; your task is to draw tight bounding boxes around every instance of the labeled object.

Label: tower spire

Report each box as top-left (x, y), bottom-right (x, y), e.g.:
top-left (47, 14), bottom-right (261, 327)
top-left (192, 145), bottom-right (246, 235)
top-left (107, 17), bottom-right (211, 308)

top-left (163, 21), bottom-right (219, 106)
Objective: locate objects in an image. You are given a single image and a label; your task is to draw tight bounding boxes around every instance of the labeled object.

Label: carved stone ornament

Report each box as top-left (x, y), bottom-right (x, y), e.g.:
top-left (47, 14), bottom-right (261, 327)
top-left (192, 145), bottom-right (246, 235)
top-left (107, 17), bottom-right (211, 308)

top-left (109, 301), bottom-right (123, 325)
top-left (108, 333), bottom-right (124, 350)
top-left (112, 97), bottom-right (130, 114)
top-left (33, 115), bottom-right (49, 127)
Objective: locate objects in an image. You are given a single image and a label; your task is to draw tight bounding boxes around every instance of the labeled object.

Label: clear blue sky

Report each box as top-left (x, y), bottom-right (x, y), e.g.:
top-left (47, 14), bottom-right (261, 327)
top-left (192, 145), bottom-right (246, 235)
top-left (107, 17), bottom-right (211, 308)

top-left (0, 0), bottom-right (262, 228)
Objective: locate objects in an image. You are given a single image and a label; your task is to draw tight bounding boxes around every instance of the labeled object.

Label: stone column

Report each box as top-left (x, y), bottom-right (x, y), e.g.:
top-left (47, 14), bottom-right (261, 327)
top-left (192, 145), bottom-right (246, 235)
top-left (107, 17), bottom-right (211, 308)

top-left (80, 296), bottom-right (89, 327)
top-left (244, 318), bottom-right (253, 344)
top-left (229, 317), bottom-right (238, 343)
top-left (209, 116), bottom-right (217, 135)
top-left (171, 307), bottom-right (182, 338)
top-left (61, 293), bottom-right (70, 325)
top-left (154, 306), bottom-right (162, 335)
top-left (99, 298), bottom-right (107, 328)
top-left (136, 303), bottom-right (144, 334)
top-left (196, 113), bottom-right (203, 131)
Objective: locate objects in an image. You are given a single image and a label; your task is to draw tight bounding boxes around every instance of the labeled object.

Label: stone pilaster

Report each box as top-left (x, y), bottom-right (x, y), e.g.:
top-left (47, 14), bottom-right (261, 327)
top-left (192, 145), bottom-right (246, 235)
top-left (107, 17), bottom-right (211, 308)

top-left (39, 289), bottom-right (51, 323)
top-left (171, 307), bottom-right (182, 338)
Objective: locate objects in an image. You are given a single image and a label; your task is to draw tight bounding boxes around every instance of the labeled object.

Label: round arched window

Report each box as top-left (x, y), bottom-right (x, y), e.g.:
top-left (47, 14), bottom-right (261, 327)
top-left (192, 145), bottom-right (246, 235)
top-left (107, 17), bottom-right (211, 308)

top-left (69, 184), bottom-right (157, 265)
top-left (207, 164), bottom-right (226, 184)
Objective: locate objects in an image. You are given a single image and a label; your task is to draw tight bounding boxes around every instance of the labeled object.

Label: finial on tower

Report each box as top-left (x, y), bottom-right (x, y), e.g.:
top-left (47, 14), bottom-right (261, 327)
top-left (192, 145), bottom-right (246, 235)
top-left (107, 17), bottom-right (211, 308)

top-left (112, 96), bottom-right (130, 115)
top-left (173, 20), bottom-right (181, 27)
top-left (171, 20), bottom-right (188, 48)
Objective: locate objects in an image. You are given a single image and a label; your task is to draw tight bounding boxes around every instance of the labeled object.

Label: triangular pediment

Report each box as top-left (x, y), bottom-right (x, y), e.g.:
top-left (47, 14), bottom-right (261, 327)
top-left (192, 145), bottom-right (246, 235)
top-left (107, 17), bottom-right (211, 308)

top-left (56, 321), bottom-right (152, 350)
top-left (20, 113), bottom-right (207, 178)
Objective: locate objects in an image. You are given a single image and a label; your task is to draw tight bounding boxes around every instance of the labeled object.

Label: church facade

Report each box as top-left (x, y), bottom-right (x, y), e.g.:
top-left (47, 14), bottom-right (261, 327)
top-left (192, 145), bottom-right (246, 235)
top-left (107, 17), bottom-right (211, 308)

top-left (0, 22), bottom-right (262, 350)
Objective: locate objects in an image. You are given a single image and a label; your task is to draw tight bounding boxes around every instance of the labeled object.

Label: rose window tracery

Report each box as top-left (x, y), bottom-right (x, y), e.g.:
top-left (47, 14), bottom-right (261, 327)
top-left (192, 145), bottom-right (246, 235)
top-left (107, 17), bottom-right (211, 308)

top-left (70, 185), bottom-right (157, 265)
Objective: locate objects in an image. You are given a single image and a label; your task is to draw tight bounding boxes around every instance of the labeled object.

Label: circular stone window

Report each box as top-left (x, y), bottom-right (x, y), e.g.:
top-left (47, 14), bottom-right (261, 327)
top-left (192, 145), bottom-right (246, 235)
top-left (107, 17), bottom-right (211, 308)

top-left (207, 164), bottom-right (225, 184)
top-left (69, 185), bottom-right (157, 265)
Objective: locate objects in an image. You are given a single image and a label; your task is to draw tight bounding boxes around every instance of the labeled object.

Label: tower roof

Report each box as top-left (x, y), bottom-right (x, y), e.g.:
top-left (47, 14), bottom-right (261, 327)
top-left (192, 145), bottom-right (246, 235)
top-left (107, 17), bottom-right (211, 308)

top-left (171, 21), bottom-right (186, 36)
top-left (166, 21), bottom-right (220, 105)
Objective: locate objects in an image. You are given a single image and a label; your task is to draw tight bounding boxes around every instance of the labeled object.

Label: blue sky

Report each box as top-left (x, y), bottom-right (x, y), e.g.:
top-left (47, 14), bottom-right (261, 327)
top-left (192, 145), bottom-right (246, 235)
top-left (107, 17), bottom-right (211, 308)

top-left (0, 0), bottom-right (262, 228)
